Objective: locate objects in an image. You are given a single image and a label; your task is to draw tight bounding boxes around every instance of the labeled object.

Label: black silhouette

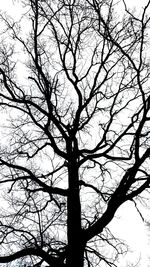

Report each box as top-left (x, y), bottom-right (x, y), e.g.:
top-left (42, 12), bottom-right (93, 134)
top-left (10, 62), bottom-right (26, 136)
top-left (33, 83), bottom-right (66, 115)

top-left (0, 1), bottom-right (149, 266)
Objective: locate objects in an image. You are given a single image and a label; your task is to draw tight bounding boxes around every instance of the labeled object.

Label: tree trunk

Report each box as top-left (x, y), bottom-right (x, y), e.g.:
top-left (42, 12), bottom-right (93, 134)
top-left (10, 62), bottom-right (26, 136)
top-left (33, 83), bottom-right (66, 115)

top-left (66, 141), bottom-right (85, 267)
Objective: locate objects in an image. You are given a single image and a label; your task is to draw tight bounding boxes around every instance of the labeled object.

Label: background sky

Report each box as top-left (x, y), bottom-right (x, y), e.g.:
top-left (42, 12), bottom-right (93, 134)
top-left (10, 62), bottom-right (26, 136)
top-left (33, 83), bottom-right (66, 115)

top-left (0, 0), bottom-right (150, 266)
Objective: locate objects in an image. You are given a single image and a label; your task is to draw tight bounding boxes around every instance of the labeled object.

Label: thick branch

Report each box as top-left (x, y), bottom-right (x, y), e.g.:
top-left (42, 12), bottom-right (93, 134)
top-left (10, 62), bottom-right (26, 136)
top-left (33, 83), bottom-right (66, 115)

top-left (0, 247), bottom-right (63, 266)
top-left (0, 158), bottom-right (68, 196)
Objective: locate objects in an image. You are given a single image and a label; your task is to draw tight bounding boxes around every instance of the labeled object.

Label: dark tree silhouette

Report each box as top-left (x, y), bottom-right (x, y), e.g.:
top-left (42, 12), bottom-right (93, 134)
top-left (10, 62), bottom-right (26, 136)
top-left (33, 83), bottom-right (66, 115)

top-left (0, 0), bottom-right (150, 266)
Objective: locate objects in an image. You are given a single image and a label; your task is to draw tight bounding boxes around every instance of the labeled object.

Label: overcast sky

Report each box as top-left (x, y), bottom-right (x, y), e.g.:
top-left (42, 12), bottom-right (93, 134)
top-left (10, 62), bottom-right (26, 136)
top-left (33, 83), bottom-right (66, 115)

top-left (0, 0), bottom-right (150, 266)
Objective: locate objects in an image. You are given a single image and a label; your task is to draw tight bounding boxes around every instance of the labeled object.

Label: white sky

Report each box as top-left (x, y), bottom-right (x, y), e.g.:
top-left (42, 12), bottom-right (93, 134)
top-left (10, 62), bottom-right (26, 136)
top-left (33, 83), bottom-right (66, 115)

top-left (111, 0), bottom-right (150, 265)
top-left (0, 0), bottom-right (150, 266)
top-left (110, 202), bottom-right (150, 266)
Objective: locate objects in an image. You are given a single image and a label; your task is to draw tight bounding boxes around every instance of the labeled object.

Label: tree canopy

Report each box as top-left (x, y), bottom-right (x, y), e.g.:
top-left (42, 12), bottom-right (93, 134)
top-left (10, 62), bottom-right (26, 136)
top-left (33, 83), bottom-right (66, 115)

top-left (0, 0), bottom-right (150, 266)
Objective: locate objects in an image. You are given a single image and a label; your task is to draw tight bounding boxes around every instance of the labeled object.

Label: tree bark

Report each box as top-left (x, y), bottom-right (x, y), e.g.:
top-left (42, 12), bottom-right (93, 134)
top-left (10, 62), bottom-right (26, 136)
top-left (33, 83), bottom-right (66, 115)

top-left (66, 140), bottom-right (85, 267)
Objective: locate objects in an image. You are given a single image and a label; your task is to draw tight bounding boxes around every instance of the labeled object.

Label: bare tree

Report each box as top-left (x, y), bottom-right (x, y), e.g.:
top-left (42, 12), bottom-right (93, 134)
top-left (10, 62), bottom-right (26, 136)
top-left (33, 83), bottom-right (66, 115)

top-left (0, 0), bottom-right (149, 266)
